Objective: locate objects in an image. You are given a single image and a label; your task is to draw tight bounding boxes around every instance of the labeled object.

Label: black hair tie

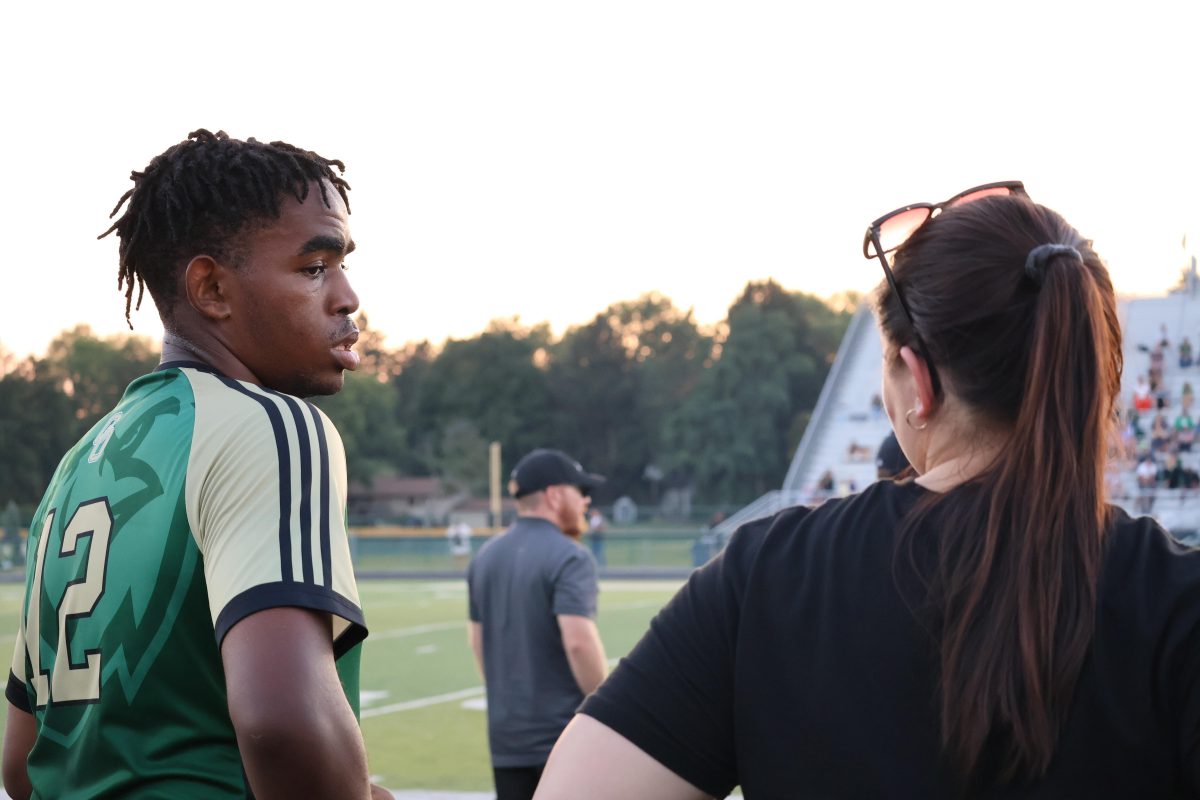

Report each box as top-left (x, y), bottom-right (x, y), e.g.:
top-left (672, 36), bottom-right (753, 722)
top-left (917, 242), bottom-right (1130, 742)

top-left (1025, 243), bottom-right (1083, 286)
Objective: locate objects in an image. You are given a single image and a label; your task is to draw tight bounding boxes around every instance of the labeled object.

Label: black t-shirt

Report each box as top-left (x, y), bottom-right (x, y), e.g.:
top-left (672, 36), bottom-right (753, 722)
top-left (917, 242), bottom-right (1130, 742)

top-left (581, 480), bottom-right (1200, 798)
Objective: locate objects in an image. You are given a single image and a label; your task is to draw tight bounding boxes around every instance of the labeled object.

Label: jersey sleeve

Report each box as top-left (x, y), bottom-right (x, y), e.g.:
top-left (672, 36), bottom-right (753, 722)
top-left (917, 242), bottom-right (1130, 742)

top-left (6, 624), bottom-right (30, 713)
top-left (183, 370), bottom-right (366, 657)
top-left (578, 513), bottom-right (777, 798)
top-left (551, 548), bottom-right (598, 618)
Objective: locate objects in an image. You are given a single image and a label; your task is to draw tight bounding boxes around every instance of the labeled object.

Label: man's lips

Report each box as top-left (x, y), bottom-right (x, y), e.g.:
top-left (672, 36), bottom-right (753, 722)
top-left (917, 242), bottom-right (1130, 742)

top-left (332, 329), bottom-right (360, 371)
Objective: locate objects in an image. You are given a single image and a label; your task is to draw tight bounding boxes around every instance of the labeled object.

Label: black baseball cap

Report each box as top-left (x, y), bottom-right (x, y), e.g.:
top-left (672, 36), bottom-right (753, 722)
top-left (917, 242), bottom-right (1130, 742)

top-left (876, 432), bottom-right (910, 478)
top-left (510, 449), bottom-right (605, 498)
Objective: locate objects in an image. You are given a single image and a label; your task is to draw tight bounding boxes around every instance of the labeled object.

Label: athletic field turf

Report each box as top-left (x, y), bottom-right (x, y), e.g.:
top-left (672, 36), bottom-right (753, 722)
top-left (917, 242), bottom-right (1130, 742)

top-left (0, 578), bottom-right (683, 793)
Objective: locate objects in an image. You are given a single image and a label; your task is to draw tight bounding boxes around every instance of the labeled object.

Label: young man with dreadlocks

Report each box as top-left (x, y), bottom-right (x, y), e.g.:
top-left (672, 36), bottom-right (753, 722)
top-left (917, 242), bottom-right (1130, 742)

top-left (1, 130), bottom-right (389, 799)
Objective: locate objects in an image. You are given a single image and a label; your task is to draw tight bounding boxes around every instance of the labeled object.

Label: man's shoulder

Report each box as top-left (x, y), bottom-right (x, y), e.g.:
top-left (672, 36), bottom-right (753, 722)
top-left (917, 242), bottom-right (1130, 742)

top-left (174, 363), bottom-right (301, 417)
top-left (525, 522), bottom-right (590, 565)
top-left (469, 527), bottom-right (514, 571)
top-left (174, 365), bottom-right (344, 454)
top-left (42, 368), bottom-right (199, 499)
top-left (471, 519), bottom-right (583, 568)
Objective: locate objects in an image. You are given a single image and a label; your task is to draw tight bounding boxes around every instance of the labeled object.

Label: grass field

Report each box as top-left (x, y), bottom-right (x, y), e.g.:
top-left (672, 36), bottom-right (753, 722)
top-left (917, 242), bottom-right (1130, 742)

top-left (0, 578), bottom-right (682, 793)
top-left (352, 533), bottom-right (706, 572)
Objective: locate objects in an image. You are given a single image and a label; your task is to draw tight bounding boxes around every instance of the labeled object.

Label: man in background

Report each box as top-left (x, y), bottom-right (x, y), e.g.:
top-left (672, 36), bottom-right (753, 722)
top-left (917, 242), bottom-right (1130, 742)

top-left (876, 431), bottom-right (911, 480)
top-left (587, 507), bottom-right (608, 567)
top-left (447, 520), bottom-right (474, 566)
top-left (467, 449), bottom-right (609, 800)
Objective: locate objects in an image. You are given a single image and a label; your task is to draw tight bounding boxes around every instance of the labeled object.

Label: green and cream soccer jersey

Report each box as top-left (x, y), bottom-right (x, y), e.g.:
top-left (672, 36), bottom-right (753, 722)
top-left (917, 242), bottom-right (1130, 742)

top-left (6, 362), bottom-right (368, 799)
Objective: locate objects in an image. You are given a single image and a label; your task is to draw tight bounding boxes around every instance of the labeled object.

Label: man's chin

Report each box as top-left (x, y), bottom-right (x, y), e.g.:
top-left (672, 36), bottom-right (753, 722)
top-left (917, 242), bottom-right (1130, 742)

top-left (306, 374), bottom-right (346, 397)
top-left (273, 372), bottom-right (345, 399)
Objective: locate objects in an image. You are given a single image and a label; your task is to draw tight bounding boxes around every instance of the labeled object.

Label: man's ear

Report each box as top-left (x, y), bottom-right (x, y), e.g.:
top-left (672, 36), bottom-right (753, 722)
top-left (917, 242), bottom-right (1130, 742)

top-left (183, 255), bottom-right (233, 321)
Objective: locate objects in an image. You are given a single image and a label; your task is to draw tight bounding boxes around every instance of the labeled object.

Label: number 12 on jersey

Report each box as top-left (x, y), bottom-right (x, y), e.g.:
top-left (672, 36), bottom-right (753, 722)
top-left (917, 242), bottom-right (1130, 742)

top-left (14, 498), bottom-right (114, 708)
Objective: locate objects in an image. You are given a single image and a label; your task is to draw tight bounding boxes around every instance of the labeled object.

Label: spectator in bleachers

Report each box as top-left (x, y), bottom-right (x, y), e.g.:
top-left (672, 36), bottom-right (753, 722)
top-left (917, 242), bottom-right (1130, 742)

top-left (875, 431), bottom-right (910, 480)
top-left (1151, 412), bottom-right (1172, 453)
top-left (1185, 466), bottom-right (1200, 491)
top-left (1133, 374), bottom-right (1154, 413)
top-left (1175, 410), bottom-right (1196, 453)
top-left (847, 441), bottom-right (873, 461)
top-left (1160, 323), bottom-right (1171, 350)
top-left (1157, 384), bottom-right (1172, 411)
top-left (1135, 437), bottom-right (1152, 462)
top-left (1181, 336), bottom-right (1194, 368)
top-left (1159, 453), bottom-right (1187, 489)
top-left (870, 393), bottom-right (885, 420)
top-left (1150, 344), bottom-right (1164, 391)
top-left (1120, 412), bottom-right (1142, 461)
top-left (1136, 455), bottom-right (1159, 513)
top-left (1183, 382), bottom-right (1195, 413)
top-left (816, 469), bottom-right (836, 496)
top-left (1126, 409), bottom-right (1145, 442)
top-left (538, 189), bottom-right (1200, 799)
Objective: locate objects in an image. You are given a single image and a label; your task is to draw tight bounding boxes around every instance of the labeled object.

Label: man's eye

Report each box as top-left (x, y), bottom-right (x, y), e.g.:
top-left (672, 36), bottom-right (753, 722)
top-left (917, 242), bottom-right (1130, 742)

top-left (302, 263), bottom-right (327, 277)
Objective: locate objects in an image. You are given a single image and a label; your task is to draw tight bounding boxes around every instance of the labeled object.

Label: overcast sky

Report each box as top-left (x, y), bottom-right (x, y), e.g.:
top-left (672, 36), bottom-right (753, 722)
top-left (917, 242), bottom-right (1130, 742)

top-left (3, 0), bottom-right (1197, 359)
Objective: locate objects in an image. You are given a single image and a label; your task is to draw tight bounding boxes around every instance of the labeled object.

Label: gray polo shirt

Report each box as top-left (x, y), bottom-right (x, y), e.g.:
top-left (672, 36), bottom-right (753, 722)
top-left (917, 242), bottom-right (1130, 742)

top-left (467, 516), bottom-right (599, 766)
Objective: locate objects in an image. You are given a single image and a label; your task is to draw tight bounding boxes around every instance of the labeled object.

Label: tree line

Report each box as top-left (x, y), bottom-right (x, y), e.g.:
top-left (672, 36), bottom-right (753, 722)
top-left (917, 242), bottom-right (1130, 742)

top-left (0, 281), bottom-right (852, 517)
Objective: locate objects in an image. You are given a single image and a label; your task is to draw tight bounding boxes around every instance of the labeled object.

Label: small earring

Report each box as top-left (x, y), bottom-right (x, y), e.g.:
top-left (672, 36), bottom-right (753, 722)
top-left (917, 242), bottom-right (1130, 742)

top-left (905, 408), bottom-right (928, 431)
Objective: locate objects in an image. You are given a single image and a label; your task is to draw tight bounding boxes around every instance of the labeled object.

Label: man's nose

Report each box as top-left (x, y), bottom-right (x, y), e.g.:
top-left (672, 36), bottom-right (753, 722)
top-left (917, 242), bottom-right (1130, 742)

top-left (331, 268), bottom-right (360, 316)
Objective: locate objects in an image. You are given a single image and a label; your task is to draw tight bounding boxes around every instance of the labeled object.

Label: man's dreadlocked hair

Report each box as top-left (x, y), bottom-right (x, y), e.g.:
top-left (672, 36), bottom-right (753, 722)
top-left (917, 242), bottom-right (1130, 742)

top-left (99, 129), bottom-right (352, 327)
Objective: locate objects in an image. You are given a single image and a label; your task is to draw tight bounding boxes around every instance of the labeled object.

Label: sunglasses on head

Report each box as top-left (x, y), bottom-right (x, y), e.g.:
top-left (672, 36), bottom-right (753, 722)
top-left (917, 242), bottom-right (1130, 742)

top-left (862, 180), bottom-right (1028, 394)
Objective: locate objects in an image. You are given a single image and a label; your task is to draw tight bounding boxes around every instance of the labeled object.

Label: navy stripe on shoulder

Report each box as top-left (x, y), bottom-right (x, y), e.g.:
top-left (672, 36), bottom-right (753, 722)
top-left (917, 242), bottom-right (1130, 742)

top-left (276, 395), bottom-right (315, 585)
top-left (213, 378), bottom-right (295, 583)
top-left (155, 360), bottom-right (224, 374)
top-left (214, 583), bottom-right (368, 659)
top-left (6, 671), bottom-right (30, 713)
top-left (306, 401), bottom-right (334, 588)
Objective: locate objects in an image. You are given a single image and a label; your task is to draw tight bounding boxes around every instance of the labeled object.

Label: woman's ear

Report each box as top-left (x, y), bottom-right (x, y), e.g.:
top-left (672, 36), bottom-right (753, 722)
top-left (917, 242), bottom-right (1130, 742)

top-left (899, 345), bottom-right (937, 420)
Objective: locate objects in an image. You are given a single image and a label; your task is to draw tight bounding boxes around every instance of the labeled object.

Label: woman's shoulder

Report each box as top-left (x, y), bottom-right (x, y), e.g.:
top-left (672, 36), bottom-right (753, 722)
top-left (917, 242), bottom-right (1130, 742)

top-left (1103, 506), bottom-right (1200, 577)
top-left (722, 480), bottom-right (925, 567)
top-left (1099, 507), bottom-right (1200, 632)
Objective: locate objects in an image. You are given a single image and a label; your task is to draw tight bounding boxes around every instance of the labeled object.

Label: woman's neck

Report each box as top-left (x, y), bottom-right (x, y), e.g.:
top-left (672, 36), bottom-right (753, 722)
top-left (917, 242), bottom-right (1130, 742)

top-left (913, 419), bottom-right (1006, 494)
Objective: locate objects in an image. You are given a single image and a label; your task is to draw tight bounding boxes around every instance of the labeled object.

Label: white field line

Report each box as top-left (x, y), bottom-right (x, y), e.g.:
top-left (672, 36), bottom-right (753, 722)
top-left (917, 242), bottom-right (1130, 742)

top-left (600, 600), bottom-right (661, 612)
top-left (356, 598), bottom-right (667, 718)
top-left (364, 656), bottom-right (626, 719)
top-left (597, 580), bottom-right (684, 591)
top-left (370, 621), bottom-right (464, 641)
top-left (369, 600), bottom-right (657, 642)
top-left (362, 687), bottom-right (483, 718)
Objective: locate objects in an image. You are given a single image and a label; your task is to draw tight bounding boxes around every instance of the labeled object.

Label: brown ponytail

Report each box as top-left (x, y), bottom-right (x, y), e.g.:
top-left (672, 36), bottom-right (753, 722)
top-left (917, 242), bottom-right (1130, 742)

top-left (874, 195), bottom-right (1122, 786)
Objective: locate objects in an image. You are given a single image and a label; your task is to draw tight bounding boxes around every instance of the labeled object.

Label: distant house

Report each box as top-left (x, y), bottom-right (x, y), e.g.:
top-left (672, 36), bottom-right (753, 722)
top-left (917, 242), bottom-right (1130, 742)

top-left (448, 496), bottom-right (518, 530)
top-left (348, 475), bottom-right (466, 526)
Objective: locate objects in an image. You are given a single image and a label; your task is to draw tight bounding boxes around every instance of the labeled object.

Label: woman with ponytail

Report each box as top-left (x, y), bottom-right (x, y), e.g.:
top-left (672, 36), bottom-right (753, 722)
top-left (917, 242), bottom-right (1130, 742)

top-left (535, 186), bottom-right (1200, 799)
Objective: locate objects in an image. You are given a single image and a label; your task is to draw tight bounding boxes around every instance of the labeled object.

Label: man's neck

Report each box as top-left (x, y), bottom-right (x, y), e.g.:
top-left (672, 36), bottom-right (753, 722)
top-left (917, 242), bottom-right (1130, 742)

top-left (517, 511), bottom-right (579, 539)
top-left (160, 330), bottom-right (260, 385)
top-left (160, 332), bottom-right (208, 365)
top-left (518, 510), bottom-right (560, 528)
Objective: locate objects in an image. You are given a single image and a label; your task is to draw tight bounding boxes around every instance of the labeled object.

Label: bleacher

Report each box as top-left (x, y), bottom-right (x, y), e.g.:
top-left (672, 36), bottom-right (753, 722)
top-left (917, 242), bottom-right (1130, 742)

top-left (1111, 287), bottom-right (1200, 538)
top-left (718, 278), bottom-right (1200, 542)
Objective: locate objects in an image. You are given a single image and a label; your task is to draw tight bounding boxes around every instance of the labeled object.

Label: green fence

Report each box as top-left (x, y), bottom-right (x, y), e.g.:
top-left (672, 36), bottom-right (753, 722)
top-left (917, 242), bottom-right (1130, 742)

top-left (350, 529), bottom-right (720, 575)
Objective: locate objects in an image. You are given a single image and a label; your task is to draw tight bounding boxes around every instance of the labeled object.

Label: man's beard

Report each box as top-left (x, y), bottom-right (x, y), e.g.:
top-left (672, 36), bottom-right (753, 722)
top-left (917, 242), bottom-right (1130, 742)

top-left (560, 512), bottom-right (584, 539)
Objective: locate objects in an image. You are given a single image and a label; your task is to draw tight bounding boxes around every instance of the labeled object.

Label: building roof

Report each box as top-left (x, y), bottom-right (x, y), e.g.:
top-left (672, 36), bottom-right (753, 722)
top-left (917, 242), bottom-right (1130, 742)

top-left (349, 475), bottom-right (446, 500)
